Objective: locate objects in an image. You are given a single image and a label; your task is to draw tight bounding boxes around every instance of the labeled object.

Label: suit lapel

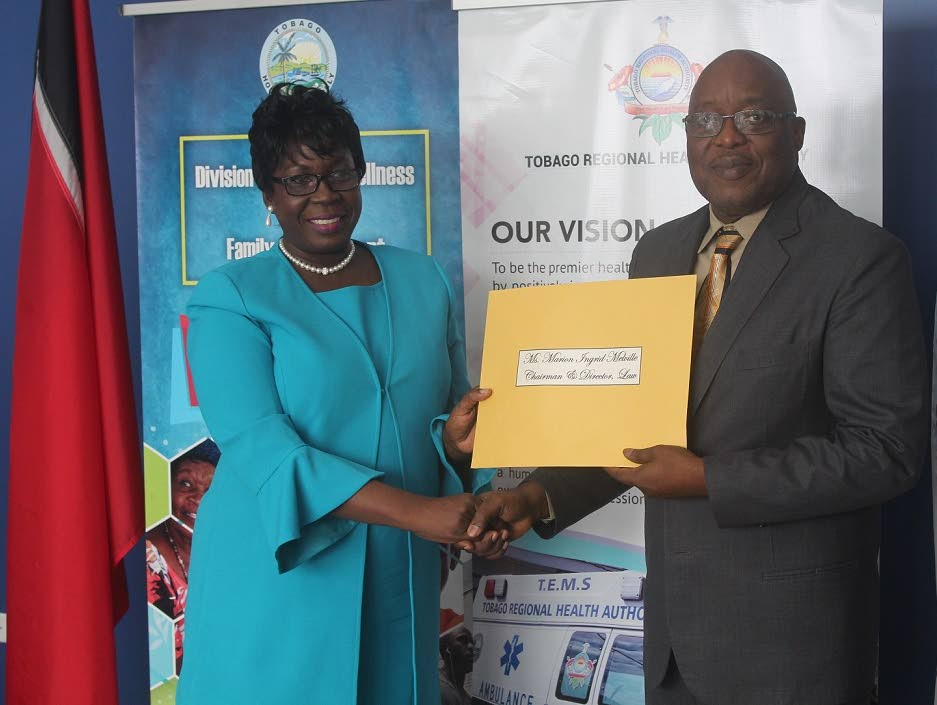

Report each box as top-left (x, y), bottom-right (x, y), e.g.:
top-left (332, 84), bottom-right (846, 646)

top-left (643, 206), bottom-right (709, 278)
top-left (689, 172), bottom-right (809, 415)
top-left (676, 209), bottom-right (709, 276)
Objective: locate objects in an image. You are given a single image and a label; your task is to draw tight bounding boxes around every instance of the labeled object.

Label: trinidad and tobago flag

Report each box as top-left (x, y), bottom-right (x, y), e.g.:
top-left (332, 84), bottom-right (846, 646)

top-left (7, 1), bottom-right (144, 703)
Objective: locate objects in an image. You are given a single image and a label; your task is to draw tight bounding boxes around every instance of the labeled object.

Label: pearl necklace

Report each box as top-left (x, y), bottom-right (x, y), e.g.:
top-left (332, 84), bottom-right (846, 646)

top-left (164, 522), bottom-right (189, 582)
top-left (278, 238), bottom-right (356, 275)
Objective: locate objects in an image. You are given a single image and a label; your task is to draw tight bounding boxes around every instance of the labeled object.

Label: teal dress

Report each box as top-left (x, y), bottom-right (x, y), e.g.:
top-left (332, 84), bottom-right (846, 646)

top-left (177, 244), bottom-right (492, 705)
top-left (320, 282), bottom-right (413, 703)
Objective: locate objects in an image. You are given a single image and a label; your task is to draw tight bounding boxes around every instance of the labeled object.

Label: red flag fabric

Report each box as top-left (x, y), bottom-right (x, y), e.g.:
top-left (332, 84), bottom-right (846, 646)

top-left (7, 0), bottom-right (144, 703)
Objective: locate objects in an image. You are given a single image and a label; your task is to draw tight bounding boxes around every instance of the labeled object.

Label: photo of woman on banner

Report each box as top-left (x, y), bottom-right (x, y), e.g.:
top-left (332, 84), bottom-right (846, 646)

top-left (177, 83), bottom-right (504, 705)
top-left (145, 437), bottom-right (219, 674)
top-left (145, 437), bottom-right (219, 619)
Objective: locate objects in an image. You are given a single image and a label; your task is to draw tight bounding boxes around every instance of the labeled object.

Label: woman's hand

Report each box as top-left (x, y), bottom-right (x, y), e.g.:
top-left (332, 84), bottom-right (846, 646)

top-left (442, 387), bottom-right (492, 467)
top-left (335, 481), bottom-right (506, 554)
top-left (410, 493), bottom-right (480, 544)
top-left (407, 493), bottom-right (501, 550)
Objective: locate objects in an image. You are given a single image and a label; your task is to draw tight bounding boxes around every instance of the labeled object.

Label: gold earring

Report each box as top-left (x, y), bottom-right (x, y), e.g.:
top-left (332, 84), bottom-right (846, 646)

top-left (265, 205), bottom-right (274, 227)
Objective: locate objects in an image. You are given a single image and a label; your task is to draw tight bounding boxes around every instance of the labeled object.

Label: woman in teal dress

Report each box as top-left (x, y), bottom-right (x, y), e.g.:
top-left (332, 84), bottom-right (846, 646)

top-left (177, 84), bottom-right (503, 705)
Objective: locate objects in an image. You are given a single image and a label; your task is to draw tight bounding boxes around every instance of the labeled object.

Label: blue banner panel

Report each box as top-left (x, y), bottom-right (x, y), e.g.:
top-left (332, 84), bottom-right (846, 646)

top-left (133, 2), bottom-right (461, 697)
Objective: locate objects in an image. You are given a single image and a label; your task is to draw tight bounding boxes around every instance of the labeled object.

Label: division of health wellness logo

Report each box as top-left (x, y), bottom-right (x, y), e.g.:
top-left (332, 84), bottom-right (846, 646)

top-left (260, 19), bottom-right (337, 92)
top-left (606, 17), bottom-right (703, 144)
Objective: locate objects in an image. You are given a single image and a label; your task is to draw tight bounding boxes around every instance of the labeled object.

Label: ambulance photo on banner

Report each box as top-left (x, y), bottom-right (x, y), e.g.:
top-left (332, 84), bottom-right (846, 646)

top-left (457, 1), bottom-right (882, 703)
top-left (132, 1), bottom-right (463, 700)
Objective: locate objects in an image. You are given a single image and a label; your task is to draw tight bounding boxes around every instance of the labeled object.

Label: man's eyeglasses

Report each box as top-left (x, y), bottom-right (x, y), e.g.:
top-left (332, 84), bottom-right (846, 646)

top-left (683, 109), bottom-right (797, 138)
top-left (270, 168), bottom-right (362, 196)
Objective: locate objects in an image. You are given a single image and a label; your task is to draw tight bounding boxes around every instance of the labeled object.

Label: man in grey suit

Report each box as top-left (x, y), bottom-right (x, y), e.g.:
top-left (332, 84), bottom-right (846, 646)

top-left (463, 50), bottom-right (928, 705)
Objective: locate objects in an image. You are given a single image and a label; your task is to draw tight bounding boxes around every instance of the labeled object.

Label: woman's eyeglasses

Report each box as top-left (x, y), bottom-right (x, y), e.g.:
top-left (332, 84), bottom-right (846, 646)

top-left (270, 168), bottom-right (362, 196)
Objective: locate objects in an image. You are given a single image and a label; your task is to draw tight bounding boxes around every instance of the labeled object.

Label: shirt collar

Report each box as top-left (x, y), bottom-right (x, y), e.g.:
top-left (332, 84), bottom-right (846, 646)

top-left (697, 202), bottom-right (772, 254)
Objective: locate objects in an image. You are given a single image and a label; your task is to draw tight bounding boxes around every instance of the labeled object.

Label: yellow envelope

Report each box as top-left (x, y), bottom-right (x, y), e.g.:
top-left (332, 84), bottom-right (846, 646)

top-left (472, 275), bottom-right (696, 468)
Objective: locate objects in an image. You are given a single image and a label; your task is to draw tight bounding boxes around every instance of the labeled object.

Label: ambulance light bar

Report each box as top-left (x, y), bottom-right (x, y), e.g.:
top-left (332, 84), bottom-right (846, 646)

top-left (619, 574), bottom-right (645, 601)
top-left (484, 577), bottom-right (508, 599)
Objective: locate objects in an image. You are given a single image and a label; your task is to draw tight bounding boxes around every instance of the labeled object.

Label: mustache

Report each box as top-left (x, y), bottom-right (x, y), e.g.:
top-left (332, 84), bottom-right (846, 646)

top-left (709, 154), bottom-right (753, 169)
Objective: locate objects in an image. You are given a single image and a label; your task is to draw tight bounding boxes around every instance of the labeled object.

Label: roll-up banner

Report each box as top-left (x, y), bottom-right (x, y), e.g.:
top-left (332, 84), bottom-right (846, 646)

top-left (129, 1), bottom-right (464, 700)
top-left (458, 1), bottom-right (881, 702)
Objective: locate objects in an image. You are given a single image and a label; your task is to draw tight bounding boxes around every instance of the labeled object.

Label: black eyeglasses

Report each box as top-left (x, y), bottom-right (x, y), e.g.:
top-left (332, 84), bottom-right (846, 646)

top-left (270, 168), bottom-right (362, 196)
top-left (683, 109), bottom-right (797, 138)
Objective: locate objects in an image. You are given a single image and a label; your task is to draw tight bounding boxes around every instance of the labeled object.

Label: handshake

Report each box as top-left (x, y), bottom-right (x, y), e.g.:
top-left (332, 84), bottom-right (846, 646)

top-left (431, 385), bottom-right (706, 558)
top-left (411, 482), bottom-right (552, 561)
top-left (417, 437), bottom-right (708, 560)
top-left (429, 386), bottom-right (552, 559)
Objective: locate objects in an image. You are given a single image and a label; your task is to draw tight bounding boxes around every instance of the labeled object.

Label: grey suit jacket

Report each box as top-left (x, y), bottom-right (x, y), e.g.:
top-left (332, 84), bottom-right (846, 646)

top-left (531, 171), bottom-right (928, 705)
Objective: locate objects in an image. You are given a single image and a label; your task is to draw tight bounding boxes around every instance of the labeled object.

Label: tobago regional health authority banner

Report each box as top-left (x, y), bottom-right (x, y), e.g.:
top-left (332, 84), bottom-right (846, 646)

top-left (458, 1), bottom-right (882, 703)
top-left (131, 2), bottom-right (464, 701)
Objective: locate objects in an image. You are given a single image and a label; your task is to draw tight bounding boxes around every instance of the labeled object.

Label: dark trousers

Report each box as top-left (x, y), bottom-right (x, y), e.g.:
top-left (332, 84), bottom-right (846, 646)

top-left (645, 655), bottom-right (871, 705)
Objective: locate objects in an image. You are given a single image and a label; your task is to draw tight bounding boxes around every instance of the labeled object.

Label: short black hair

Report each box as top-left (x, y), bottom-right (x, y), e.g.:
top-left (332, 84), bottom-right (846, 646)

top-left (172, 437), bottom-right (220, 473)
top-left (249, 83), bottom-right (365, 193)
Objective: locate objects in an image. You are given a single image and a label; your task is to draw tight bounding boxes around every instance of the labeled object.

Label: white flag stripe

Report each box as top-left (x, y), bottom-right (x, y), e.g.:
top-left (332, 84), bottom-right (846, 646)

top-left (34, 74), bottom-right (84, 226)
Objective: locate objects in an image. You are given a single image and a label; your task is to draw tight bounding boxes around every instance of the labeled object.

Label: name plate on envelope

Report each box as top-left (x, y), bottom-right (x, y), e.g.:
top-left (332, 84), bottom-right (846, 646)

top-left (516, 348), bottom-right (642, 386)
top-left (472, 276), bottom-right (696, 468)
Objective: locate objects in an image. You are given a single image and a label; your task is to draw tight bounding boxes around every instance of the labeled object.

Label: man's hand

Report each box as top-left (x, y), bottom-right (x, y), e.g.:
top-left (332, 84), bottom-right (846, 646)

top-left (605, 445), bottom-right (707, 497)
top-left (442, 387), bottom-right (493, 467)
top-left (457, 482), bottom-right (551, 558)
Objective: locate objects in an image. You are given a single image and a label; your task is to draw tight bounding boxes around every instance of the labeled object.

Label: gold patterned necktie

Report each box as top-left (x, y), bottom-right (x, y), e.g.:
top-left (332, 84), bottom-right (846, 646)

top-left (693, 227), bottom-right (743, 352)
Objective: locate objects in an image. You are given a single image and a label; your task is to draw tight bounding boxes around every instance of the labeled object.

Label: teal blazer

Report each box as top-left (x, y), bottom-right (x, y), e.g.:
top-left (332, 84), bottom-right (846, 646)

top-left (177, 244), bottom-right (492, 705)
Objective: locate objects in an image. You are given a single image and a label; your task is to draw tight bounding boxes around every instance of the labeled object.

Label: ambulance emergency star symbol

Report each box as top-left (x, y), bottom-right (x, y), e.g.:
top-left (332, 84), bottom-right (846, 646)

top-left (500, 635), bottom-right (524, 675)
